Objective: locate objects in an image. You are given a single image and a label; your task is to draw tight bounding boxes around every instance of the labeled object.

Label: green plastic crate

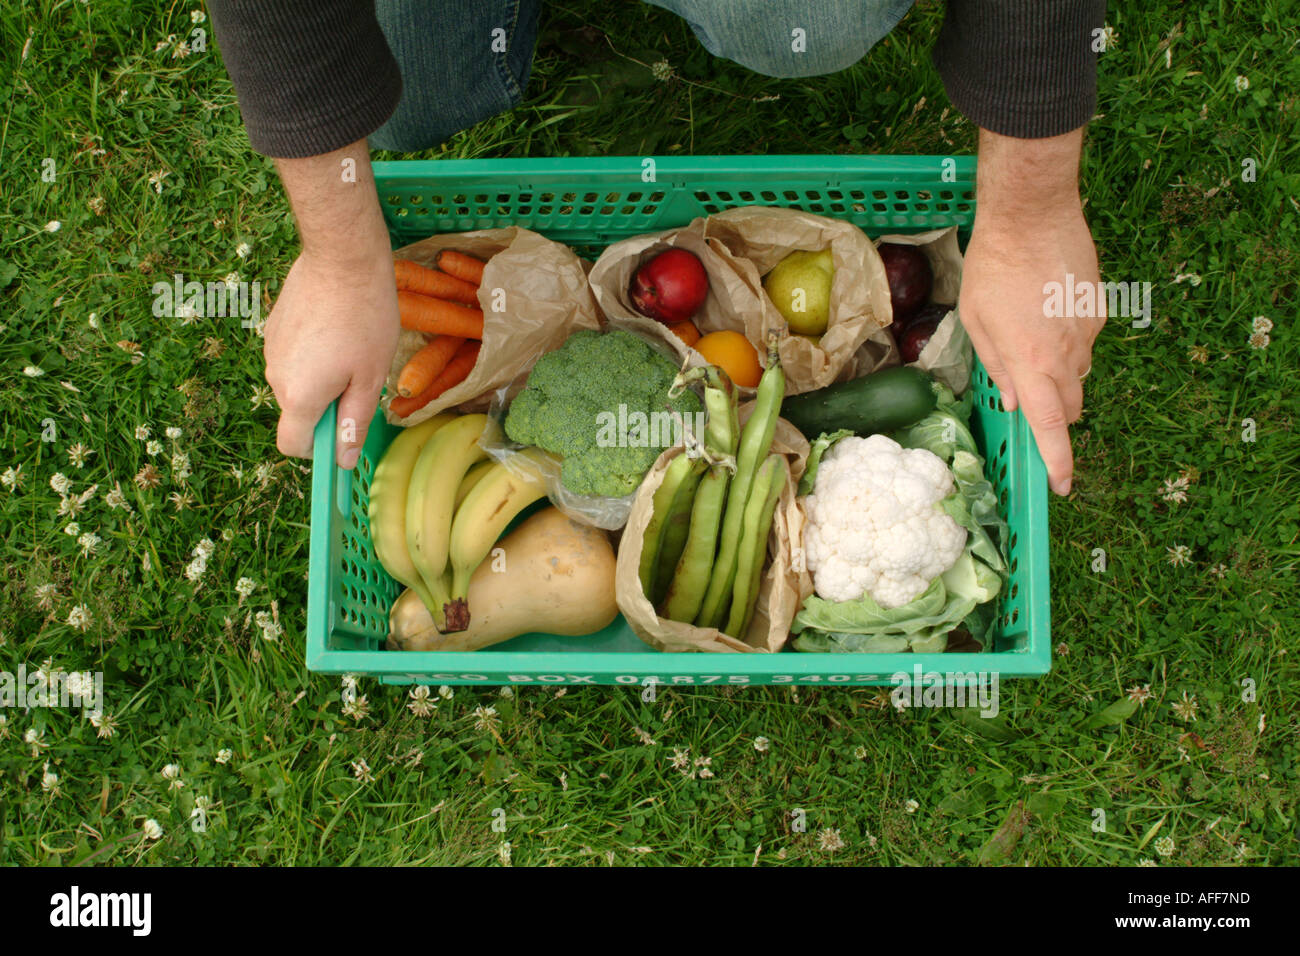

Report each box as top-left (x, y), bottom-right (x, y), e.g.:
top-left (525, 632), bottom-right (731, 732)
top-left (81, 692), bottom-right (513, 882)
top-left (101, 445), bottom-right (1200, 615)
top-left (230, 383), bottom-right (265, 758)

top-left (306, 155), bottom-right (1051, 685)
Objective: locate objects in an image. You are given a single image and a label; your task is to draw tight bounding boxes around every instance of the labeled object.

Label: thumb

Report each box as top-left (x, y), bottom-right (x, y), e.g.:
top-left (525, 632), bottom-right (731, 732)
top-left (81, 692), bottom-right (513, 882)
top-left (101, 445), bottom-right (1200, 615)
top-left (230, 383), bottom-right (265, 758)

top-left (335, 377), bottom-right (383, 471)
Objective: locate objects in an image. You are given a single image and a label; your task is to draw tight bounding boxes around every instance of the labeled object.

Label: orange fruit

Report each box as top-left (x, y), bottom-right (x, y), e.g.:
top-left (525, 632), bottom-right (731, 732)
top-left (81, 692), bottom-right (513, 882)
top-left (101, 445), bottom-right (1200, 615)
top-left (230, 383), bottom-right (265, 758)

top-left (665, 320), bottom-right (701, 349)
top-left (695, 330), bottom-right (762, 388)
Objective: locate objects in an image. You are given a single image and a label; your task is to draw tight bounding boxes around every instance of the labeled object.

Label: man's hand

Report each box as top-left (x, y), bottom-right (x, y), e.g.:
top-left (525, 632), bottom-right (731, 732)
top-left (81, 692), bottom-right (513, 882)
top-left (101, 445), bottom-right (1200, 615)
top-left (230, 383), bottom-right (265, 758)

top-left (264, 140), bottom-right (397, 470)
top-left (959, 128), bottom-right (1105, 496)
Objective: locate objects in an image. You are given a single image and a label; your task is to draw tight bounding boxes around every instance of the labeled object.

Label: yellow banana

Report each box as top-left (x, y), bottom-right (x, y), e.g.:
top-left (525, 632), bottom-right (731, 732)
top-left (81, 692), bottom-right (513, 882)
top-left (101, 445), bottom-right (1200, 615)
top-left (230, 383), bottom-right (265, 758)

top-left (405, 413), bottom-right (495, 629)
top-left (454, 459), bottom-right (497, 510)
top-left (447, 449), bottom-right (551, 608)
top-left (366, 413), bottom-right (455, 616)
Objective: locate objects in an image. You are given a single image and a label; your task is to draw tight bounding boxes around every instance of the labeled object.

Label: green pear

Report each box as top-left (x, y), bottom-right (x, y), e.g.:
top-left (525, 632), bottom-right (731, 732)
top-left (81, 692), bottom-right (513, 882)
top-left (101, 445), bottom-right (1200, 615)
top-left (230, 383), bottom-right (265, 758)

top-left (763, 248), bottom-right (834, 336)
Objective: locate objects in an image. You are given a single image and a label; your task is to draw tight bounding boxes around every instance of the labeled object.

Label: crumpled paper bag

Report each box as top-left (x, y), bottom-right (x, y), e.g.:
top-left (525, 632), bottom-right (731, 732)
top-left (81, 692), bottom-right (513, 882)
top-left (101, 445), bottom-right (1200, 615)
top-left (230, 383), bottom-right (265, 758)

top-left (614, 416), bottom-right (812, 653)
top-left (383, 227), bottom-right (601, 425)
top-left (586, 221), bottom-right (768, 391)
top-left (704, 206), bottom-right (893, 394)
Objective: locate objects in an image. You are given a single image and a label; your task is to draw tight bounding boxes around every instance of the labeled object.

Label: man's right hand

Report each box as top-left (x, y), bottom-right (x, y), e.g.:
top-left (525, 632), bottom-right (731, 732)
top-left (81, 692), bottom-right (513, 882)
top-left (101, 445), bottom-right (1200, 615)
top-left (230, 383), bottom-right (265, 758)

top-left (264, 140), bottom-right (397, 470)
top-left (264, 245), bottom-right (397, 469)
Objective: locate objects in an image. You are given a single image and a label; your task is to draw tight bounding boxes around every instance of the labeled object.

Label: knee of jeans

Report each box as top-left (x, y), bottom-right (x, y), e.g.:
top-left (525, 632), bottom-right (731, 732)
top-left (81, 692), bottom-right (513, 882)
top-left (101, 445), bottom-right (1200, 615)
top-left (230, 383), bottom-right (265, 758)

top-left (650, 0), bottom-right (914, 79)
top-left (369, 77), bottom-right (522, 153)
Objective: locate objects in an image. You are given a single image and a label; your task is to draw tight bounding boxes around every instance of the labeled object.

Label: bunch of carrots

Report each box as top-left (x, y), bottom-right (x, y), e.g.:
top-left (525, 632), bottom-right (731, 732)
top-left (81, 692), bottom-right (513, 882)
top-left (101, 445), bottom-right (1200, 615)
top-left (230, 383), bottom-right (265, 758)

top-left (389, 250), bottom-right (488, 417)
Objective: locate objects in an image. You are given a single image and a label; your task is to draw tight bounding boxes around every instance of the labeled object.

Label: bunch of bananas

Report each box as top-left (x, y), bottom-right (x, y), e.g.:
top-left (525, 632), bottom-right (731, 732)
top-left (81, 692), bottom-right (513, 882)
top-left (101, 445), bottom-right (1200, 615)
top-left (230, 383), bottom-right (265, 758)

top-left (367, 413), bottom-right (549, 631)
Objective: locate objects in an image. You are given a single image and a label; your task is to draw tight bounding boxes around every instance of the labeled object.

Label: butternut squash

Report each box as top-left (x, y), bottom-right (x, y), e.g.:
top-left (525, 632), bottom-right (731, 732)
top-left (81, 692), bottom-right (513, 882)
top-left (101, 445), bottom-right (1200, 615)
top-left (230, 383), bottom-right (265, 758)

top-left (387, 507), bottom-right (618, 651)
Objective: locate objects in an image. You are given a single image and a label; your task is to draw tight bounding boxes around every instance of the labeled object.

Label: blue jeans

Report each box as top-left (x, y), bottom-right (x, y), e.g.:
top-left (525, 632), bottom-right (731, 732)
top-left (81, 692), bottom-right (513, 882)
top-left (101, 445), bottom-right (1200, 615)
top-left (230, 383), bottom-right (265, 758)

top-left (370, 0), bottom-right (916, 151)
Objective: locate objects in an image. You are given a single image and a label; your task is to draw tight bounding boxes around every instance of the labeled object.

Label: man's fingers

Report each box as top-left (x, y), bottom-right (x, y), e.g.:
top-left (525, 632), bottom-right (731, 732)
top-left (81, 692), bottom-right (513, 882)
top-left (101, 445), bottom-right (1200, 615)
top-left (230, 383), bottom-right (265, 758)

top-left (335, 377), bottom-right (383, 471)
top-left (1014, 371), bottom-right (1075, 496)
top-left (276, 400), bottom-right (322, 460)
top-left (1060, 372), bottom-right (1084, 425)
top-left (959, 309), bottom-right (1019, 412)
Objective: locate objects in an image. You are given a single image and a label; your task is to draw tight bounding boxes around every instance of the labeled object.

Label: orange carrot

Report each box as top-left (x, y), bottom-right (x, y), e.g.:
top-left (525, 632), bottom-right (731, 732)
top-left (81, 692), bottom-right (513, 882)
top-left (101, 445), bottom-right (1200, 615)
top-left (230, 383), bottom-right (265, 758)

top-left (389, 340), bottom-right (481, 417)
top-left (435, 250), bottom-right (486, 285)
top-left (396, 334), bottom-right (465, 398)
top-left (397, 291), bottom-right (484, 339)
top-left (393, 259), bottom-right (479, 305)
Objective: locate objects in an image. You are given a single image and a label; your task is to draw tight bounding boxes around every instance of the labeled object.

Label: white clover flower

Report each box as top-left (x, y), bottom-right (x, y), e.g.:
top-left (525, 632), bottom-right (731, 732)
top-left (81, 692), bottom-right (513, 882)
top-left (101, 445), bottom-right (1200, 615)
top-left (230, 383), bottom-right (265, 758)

top-left (142, 819), bottom-right (163, 840)
top-left (438, 685), bottom-right (454, 700)
top-left (67, 604), bottom-right (92, 631)
top-left (34, 583), bottom-right (58, 610)
top-left (407, 685), bottom-right (436, 717)
top-left (67, 443), bottom-right (92, 467)
top-left (1166, 544), bottom-right (1191, 567)
top-left (104, 484), bottom-right (130, 511)
top-left (77, 532), bottom-right (101, 557)
top-left (215, 748), bottom-right (233, 764)
top-left (146, 440), bottom-right (163, 457)
top-left (1, 466), bottom-right (21, 489)
top-left (1249, 331), bottom-right (1270, 350)
top-left (44, 220), bottom-right (61, 233)
top-left (1097, 25), bottom-right (1118, 52)
top-left (1253, 316), bottom-right (1273, 334)
top-left (1154, 835), bottom-right (1176, 857)
top-left (64, 522), bottom-right (80, 536)
top-left (235, 242), bottom-right (251, 259)
top-left (1234, 75), bottom-right (1249, 92)
top-left (135, 425), bottom-right (151, 440)
top-left (250, 385), bottom-right (274, 410)
top-left (753, 736), bottom-right (771, 753)
top-left (193, 537), bottom-right (215, 560)
top-left (165, 426), bottom-right (182, 441)
top-left (351, 759), bottom-right (374, 783)
top-left (50, 472), bottom-right (71, 495)
top-left (905, 799), bottom-right (920, 813)
top-left (255, 610), bottom-right (282, 641)
top-left (42, 764), bottom-right (59, 794)
top-left (88, 313), bottom-right (100, 329)
top-left (818, 828), bottom-right (846, 852)
top-left (148, 170), bottom-right (168, 193)
top-left (223, 272), bottom-right (240, 289)
top-left (184, 556), bottom-right (208, 582)
top-left (90, 711), bottom-right (118, 739)
top-left (23, 366), bottom-right (45, 377)
top-left (191, 9), bottom-right (206, 23)
top-left (171, 451), bottom-right (192, 481)
top-left (235, 577), bottom-right (256, 599)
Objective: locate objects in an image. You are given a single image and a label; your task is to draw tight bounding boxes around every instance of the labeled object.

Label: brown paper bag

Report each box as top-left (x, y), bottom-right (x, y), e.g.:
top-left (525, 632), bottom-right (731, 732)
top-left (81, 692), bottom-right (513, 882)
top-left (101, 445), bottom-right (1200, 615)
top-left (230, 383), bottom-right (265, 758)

top-left (614, 417), bottom-right (812, 653)
top-left (586, 220), bottom-right (770, 391)
top-left (704, 206), bottom-right (893, 395)
top-left (383, 227), bottom-right (601, 425)
top-left (851, 226), bottom-right (973, 392)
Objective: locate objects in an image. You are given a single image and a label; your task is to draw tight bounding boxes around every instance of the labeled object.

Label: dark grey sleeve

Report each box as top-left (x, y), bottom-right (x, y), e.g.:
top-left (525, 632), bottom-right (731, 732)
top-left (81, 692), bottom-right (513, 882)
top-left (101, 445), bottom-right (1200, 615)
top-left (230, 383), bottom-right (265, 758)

top-left (206, 0), bottom-right (402, 158)
top-left (932, 0), bottom-right (1106, 138)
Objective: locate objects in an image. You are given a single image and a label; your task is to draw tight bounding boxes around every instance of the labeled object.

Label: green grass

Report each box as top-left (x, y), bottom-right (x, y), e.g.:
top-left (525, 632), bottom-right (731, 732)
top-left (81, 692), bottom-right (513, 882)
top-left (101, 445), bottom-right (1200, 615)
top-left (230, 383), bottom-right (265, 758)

top-left (1, 0), bottom-right (1297, 865)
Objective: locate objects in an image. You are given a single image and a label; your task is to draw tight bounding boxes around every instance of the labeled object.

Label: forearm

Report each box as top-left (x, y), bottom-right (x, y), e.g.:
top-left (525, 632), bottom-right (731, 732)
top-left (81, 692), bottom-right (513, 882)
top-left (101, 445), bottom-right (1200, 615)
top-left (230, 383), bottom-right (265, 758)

top-left (974, 128), bottom-right (1084, 235)
top-left (276, 139), bottom-right (391, 267)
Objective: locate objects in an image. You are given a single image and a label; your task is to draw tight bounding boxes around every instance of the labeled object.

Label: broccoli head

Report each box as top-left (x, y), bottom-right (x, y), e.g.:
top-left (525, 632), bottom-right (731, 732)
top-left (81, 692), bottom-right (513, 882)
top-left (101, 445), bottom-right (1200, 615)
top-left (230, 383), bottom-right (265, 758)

top-left (504, 329), bottom-right (702, 497)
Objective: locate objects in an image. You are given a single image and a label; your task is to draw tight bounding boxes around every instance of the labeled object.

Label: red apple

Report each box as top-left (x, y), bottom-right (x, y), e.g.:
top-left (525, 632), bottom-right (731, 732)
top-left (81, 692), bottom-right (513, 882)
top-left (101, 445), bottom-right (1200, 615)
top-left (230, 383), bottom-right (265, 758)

top-left (628, 248), bottom-right (709, 324)
top-left (877, 242), bottom-right (933, 324)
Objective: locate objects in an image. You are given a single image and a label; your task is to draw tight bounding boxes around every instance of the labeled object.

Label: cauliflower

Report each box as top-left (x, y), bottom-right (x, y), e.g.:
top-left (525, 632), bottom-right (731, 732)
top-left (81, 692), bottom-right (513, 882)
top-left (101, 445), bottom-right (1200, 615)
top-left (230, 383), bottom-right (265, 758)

top-left (803, 434), bottom-right (967, 608)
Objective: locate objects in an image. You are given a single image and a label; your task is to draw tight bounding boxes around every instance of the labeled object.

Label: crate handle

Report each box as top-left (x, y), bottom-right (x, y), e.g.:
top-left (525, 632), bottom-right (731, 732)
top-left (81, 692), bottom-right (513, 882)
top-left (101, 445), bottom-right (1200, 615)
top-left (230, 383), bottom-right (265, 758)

top-left (311, 400), bottom-right (354, 516)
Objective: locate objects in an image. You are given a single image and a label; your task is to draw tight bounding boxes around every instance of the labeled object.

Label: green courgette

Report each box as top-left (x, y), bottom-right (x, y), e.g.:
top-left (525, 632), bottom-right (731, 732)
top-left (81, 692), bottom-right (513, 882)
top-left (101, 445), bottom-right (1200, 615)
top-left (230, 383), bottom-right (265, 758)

top-left (781, 365), bottom-right (938, 439)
